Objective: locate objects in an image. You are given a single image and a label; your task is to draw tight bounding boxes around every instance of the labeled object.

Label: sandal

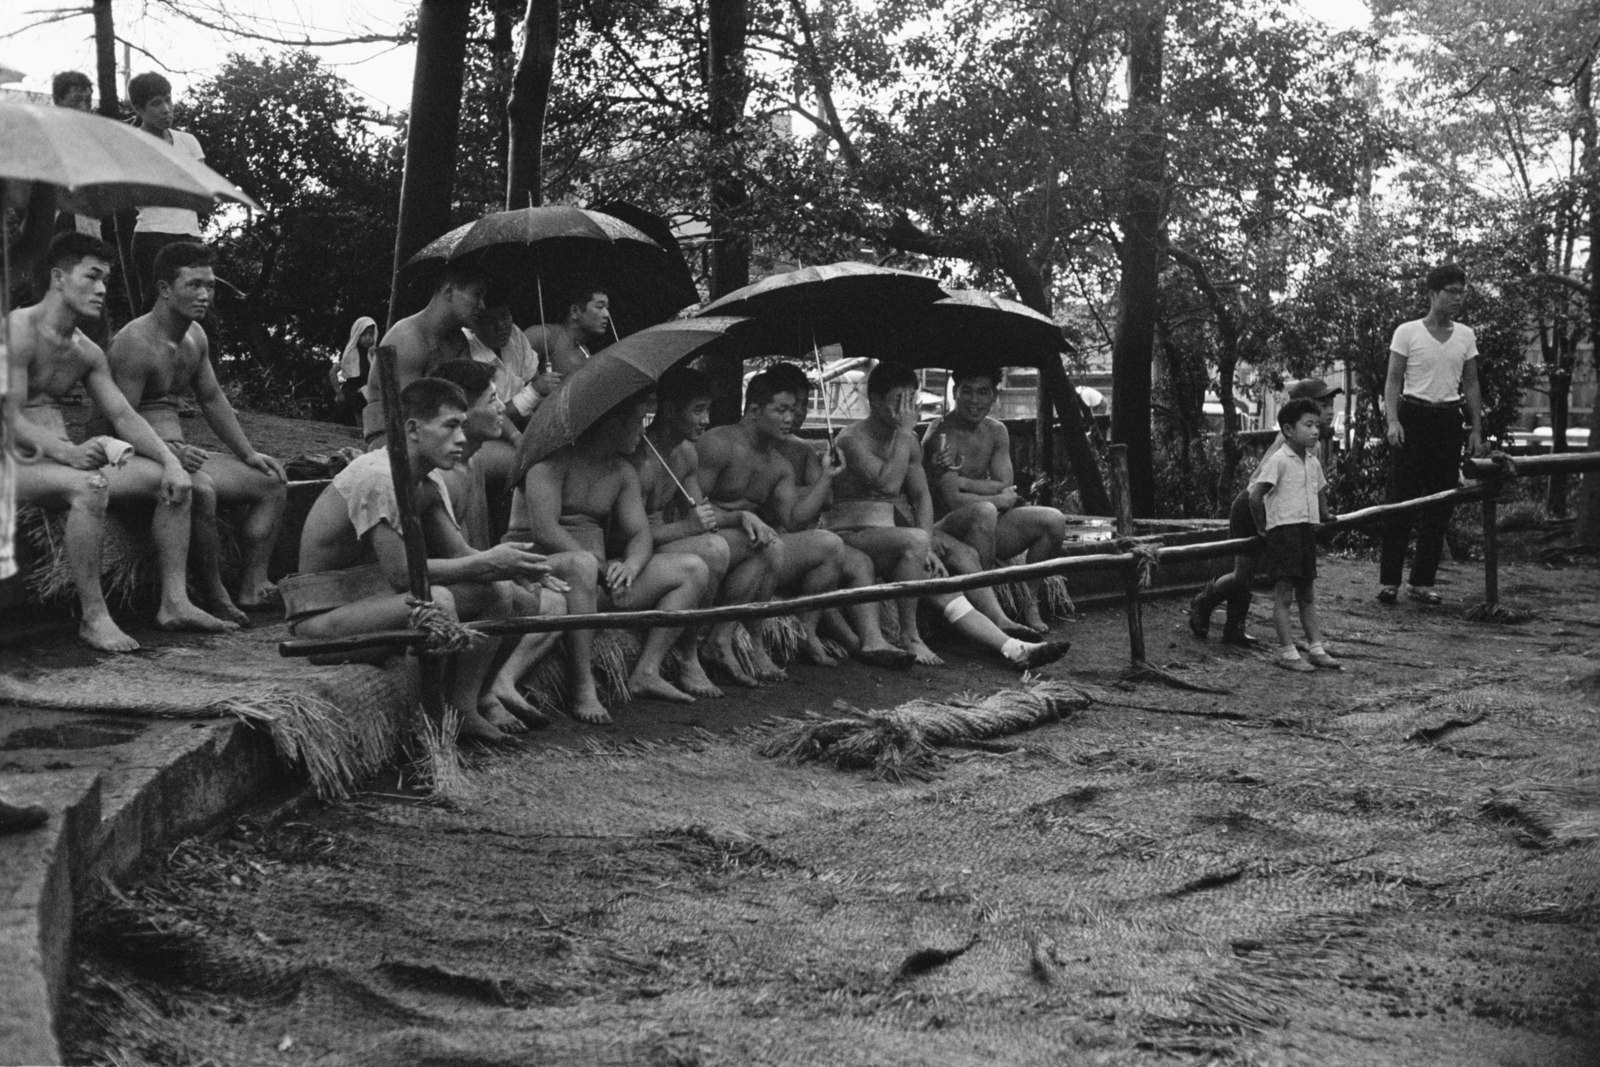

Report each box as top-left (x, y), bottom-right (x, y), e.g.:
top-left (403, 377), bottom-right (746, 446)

top-left (1406, 585), bottom-right (1443, 605)
top-left (1376, 586), bottom-right (1399, 604)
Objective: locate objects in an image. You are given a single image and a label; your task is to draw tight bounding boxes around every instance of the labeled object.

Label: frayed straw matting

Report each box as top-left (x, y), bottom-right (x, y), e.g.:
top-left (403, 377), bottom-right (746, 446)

top-left (0, 628), bottom-right (414, 798)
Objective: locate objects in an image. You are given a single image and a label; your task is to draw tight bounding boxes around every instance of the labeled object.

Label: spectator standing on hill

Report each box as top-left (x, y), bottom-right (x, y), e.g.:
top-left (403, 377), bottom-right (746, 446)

top-left (127, 73), bottom-right (207, 312)
top-left (336, 316), bottom-right (377, 427)
top-left (1378, 264), bottom-right (1487, 606)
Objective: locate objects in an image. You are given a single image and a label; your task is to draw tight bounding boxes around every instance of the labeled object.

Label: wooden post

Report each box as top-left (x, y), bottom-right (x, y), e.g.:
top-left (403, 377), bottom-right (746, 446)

top-left (1108, 443), bottom-right (1134, 536)
top-left (1124, 563), bottom-right (1146, 665)
top-left (1481, 487), bottom-right (1500, 613)
top-left (374, 346), bottom-right (446, 723)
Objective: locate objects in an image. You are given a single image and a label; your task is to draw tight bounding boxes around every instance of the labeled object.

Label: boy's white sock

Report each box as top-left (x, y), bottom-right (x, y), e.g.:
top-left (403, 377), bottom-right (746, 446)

top-left (1308, 642), bottom-right (1327, 657)
top-left (1001, 638), bottom-right (1027, 663)
top-left (1278, 645), bottom-right (1301, 660)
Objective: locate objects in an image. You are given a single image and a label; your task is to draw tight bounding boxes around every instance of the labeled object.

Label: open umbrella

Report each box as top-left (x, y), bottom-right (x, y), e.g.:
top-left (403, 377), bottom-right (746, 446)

top-left (507, 316), bottom-right (747, 484)
top-left (831, 287), bottom-right (1066, 373)
top-left (0, 99), bottom-right (259, 581)
top-left (399, 205), bottom-right (698, 336)
top-left (0, 99), bottom-right (260, 216)
top-left (694, 261), bottom-right (947, 353)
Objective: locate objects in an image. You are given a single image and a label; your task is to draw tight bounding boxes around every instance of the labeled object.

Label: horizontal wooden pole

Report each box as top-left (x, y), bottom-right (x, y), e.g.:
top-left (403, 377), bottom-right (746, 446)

top-left (277, 479), bottom-right (1502, 658)
top-left (1462, 451), bottom-right (1600, 480)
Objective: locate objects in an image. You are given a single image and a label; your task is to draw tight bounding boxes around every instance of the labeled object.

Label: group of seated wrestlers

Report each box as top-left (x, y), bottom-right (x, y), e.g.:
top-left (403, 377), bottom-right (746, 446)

top-left (9, 239), bottom-right (1074, 740)
top-left (283, 317), bottom-right (1074, 739)
top-left (8, 233), bottom-right (287, 652)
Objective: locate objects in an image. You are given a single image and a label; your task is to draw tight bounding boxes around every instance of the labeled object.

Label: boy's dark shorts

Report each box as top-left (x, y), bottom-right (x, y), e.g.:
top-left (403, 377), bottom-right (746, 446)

top-left (1261, 523), bottom-right (1317, 583)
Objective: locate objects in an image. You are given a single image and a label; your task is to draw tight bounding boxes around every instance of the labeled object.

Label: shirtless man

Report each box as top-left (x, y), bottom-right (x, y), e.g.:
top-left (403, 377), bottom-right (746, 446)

top-left (633, 366), bottom-right (784, 691)
top-left (831, 362), bottom-right (1070, 670)
top-left (924, 365), bottom-right (1069, 636)
top-left (517, 390), bottom-right (710, 723)
top-left (361, 263), bottom-right (487, 446)
top-left (698, 370), bottom-right (916, 672)
top-left (89, 241), bottom-right (287, 620)
top-left (523, 282), bottom-right (611, 377)
top-left (289, 377), bottom-right (558, 743)
top-left (7, 233), bottom-right (235, 651)
top-left (427, 358), bottom-right (570, 726)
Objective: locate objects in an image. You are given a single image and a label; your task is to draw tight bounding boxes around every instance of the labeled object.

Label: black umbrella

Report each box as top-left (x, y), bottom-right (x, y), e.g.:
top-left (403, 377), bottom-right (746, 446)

top-left (399, 205), bottom-right (697, 335)
top-left (693, 261), bottom-right (948, 354)
top-left (832, 288), bottom-right (1065, 373)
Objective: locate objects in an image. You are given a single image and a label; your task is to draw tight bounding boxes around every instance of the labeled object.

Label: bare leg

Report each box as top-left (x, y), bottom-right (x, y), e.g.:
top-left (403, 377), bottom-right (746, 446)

top-left (16, 462), bottom-right (137, 651)
top-left (616, 553), bottom-right (708, 703)
top-left (205, 453), bottom-right (287, 608)
top-left (1296, 579), bottom-right (1324, 647)
top-left (186, 471), bottom-right (249, 625)
top-left (774, 531), bottom-right (844, 670)
top-left (657, 532), bottom-right (736, 698)
top-left (932, 592), bottom-right (1070, 669)
top-left (933, 528), bottom-right (1031, 637)
top-left (446, 582), bottom-right (525, 742)
top-left (700, 535), bottom-right (772, 689)
top-left (101, 457), bottom-right (235, 634)
top-left (837, 547), bottom-right (904, 661)
top-left (546, 551), bottom-right (611, 724)
top-left (488, 584), bottom-right (564, 729)
top-left (996, 506), bottom-right (1069, 633)
top-left (1272, 580), bottom-right (1296, 652)
top-left (840, 526), bottom-right (940, 665)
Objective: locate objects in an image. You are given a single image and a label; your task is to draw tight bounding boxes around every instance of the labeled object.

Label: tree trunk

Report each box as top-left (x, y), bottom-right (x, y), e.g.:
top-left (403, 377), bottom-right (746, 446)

top-left (1574, 65), bottom-right (1600, 545)
top-left (387, 0), bottom-right (471, 328)
top-left (92, 0), bottom-right (119, 116)
top-left (704, 0), bottom-right (751, 426)
top-left (506, 0), bottom-right (559, 210)
top-left (1109, 1), bottom-right (1165, 517)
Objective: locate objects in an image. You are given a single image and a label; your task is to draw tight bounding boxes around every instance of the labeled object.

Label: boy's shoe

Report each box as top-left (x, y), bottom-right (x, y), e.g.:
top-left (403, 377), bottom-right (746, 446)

top-left (1406, 585), bottom-right (1442, 605)
top-left (1221, 626), bottom-right (1263, 649)
top-left (1274, 655), bottom-right (1315, 673)
top-left (1188, 592), bottom-right (1211, 638)
top-left (1306, 650), bottom-right (1343, 670)
top-left (1376, 585), bottom-right (1399, 604)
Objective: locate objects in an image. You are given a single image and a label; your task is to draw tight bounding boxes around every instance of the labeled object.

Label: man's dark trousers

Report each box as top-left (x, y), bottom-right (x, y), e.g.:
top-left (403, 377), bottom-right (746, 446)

top-left (1379, 399), bottom-right (1465, 588)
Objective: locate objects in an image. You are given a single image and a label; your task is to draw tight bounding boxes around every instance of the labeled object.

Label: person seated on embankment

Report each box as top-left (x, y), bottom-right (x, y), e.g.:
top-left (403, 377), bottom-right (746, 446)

top-left (923, 364), bottom-right (1070, 638)
top-left (8, 232), bottom-right (236, 652)
top-left (361, 262), bottom-right (488, 447)
top-left (426, 358), bottom-right (569, 718)
top-left (697, 369), bottom-right (917, 674)
top-left (287, 377), bottom-right (560, 743)
top-left (87, 241), bottom-right (287, 623)
top-left (759, 362), bottom-right (892, 660)
top-left (1189, 377), bottom-right (1342, 647)
top-left (629, 365), bottom-right (780, 695)
top-left (514, 389), bottom-right (711, 723)
top-left (522, 281), bottom-right (612, 377)
top-left (830, 361), bottom-right (1070, 671)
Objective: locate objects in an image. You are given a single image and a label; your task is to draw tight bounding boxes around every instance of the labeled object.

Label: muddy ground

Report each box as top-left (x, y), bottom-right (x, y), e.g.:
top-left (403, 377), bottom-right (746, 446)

top-left (53, 516), bottom-right (1600, 1066)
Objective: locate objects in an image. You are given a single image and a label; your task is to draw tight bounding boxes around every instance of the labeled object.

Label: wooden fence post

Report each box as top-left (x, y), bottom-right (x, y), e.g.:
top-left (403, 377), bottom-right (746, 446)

top-left (1105, 443), bottom-right (1144, 662)
top-left (1481, 485), bottom-right (1500, 614)
top-left (374, 346), bottom-right (447, 725)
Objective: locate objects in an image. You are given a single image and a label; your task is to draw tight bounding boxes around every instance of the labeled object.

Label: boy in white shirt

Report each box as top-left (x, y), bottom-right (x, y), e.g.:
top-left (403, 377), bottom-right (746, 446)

top-left (128, 72), bottom-right (208, 311)
top-left (1249, 398), bottom-right (1342, 673)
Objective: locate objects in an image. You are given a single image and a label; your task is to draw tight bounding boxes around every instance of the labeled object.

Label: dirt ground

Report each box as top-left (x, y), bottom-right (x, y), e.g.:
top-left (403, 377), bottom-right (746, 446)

top-left (53, 523), bottom-right (1600, 1067)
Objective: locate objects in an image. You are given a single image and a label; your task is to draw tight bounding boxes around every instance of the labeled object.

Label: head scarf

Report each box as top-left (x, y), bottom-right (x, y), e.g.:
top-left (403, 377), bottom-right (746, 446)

top-left (339, 316), bottom-right (378, 381)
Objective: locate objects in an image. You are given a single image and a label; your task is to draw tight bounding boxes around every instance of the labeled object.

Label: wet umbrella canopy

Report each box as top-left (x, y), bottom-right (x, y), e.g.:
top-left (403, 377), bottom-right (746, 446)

top-left (399, 205), bottom-right (699, 336)
top-left (507, 316), bottom-right (747, 485)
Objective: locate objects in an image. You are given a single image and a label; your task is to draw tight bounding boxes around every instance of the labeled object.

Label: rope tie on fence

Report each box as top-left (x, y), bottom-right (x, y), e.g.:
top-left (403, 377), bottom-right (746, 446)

top-left (1479, 451), bottom-right (1518, 480)
top-left (406, 597), bottom-right (481, 655)
top-left (1126, 543), bottom-right (1161, 590)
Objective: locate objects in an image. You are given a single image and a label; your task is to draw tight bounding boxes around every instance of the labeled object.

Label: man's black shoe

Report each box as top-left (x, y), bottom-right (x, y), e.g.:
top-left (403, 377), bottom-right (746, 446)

top-left (1188, 592), bottom-right (1211, 639)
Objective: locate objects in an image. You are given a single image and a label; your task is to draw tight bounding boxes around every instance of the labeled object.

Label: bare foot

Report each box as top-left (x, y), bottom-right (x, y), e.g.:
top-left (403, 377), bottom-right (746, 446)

top-left (704, 647), bottom-right (760, 688)
top-left (80, 614), bottom-right (140, 653)
top-left (676, 655), bottom-right (725, 699)
top-left (235, 581), bottom-right (280, 612)
top-left (747, 645), bottom-right (789, 683)
top-left (820, 614), bottom-right (862, 654)
top-left (1023, 610), bottom-right (1051, 633)
top-left (155, 602), bottom-right (239, 634)
top-left (629, 671), bottom-right (696, 704)
top-left (901, 637), bottom-right (944, 666)
top-left (798, 636), bottom-right (842, 668)
top-left (489, 681), bottom-right (550, 729)
top-left (477, 697), bottom-right (527, 734)
top-left (456, 706), bottom-right (512, 745)
top-left (568, 690), bottom-right (613, 725)
top-left (203, 594), bottom-right (250, 627)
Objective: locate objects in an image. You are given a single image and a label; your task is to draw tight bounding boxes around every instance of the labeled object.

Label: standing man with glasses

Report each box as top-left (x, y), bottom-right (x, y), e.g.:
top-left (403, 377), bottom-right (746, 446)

top-left (1377, 263), bottom-right (1486, 606)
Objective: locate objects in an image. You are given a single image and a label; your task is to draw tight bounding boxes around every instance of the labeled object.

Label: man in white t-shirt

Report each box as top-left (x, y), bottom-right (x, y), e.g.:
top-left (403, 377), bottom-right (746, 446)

top-left (1378, 262), bottom-right (1486, 606)
top-left (128, 73), bottom-right (207, 311)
